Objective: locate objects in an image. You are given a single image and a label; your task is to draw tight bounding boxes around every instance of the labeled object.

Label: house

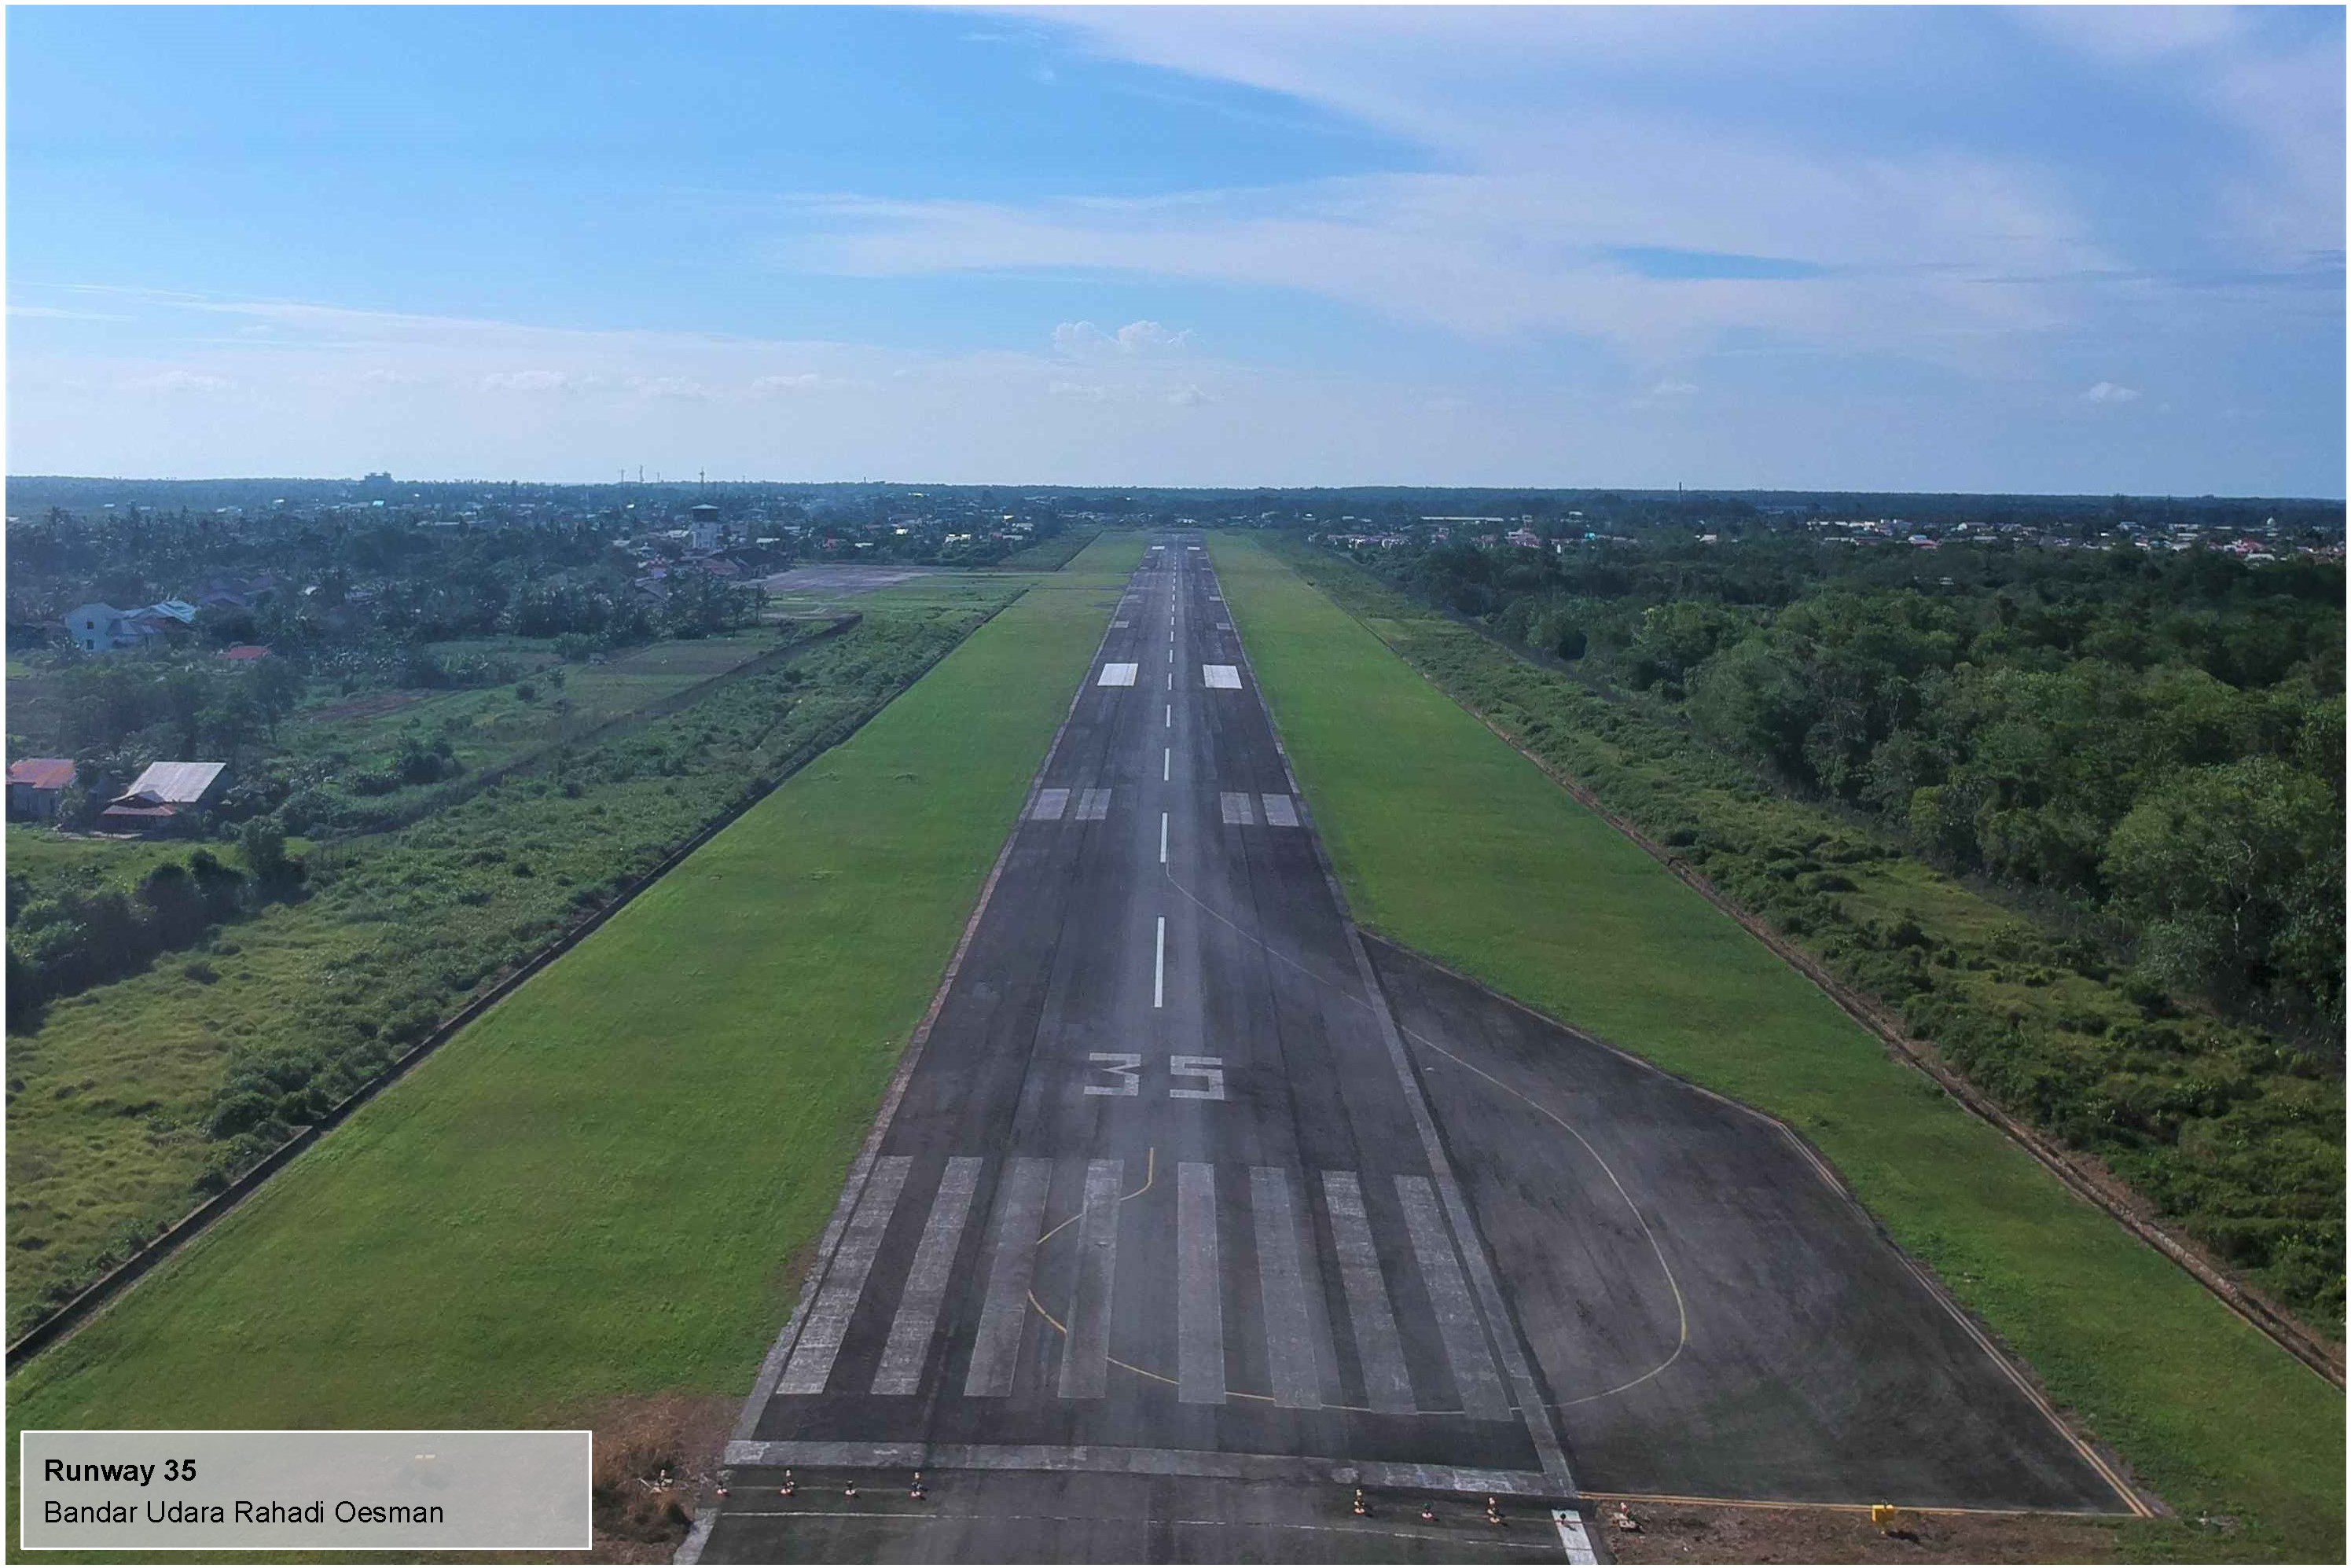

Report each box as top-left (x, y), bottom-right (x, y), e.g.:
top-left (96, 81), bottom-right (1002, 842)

top-left (1506, 528), bottom-right (1544, 550)
top-left (123, 608), bottom-right (190, 644)
top-left (97, 762), bottom-right (229, 834)
top-left (66, 603), bottom-right (142, 652)
top-left (198, 575), bottom-right (277, 611)
top-left (65, 600), bottom-right (197, 652)
top-left (7, 758), bottom-right (75, 821)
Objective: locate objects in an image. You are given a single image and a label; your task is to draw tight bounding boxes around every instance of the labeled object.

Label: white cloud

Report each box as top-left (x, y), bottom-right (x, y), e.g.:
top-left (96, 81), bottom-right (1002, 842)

top-left (2083, 380), bottom-right (2142, 404)
top-left (10, 303), bottom-right (132, 321)
top-left (630, 375), bottom-right (714, 401)
top-left (1052, 318), bottom-right (1195, 357)
top-left (2022, 6), bottom-right (2342, 264)
top-left (481, 369), bottom-right (582, 393)
top-left (13, 290), bottom-right (1285, 479)
top-left (124, 369), bottom-right (233, 393)
top-left (1649, 380), bottom-right (1699, 398)
top-left (795, 141), bottom-right (2109, 373)
top-left (927, 6), bottom-right (2332, 387)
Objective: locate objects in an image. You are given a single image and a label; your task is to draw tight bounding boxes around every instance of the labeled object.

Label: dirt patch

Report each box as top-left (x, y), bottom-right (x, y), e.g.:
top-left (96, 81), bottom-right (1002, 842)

top-left (1594, 1501), bottom-right (2125, 1563)
top-left (757, 564), bottom-right (936, 595)
top-left (314, 689), bottom-right (428, 721)
top-left (575, 1391), bottom-right (735, 1562)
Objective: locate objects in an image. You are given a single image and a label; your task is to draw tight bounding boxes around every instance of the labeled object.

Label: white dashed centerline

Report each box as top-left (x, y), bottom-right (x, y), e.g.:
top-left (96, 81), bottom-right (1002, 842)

top-left (1159, 811), bottom-right (1168, 865)
top-left (1163, 747), bottom-right (1170, 782)
top-left (1154, 917), bottom-right (1166, 1008)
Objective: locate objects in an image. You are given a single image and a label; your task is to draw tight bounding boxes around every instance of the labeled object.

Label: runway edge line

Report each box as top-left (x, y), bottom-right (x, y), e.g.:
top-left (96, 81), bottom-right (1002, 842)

top-left (688, 560), bottom-right (1136, 1563)
top-left (1204, 538), bottom-right (1579, 1496)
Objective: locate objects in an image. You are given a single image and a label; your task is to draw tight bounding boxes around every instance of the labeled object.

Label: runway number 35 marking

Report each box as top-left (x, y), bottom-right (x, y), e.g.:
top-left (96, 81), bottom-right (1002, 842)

top-left (1084, 1053), bottom-right (1226, 1101)
top-left (1085, 1053), bottom-right (1141, 1096)
top-left (1170, 1056), bottom-right (1227, 1100)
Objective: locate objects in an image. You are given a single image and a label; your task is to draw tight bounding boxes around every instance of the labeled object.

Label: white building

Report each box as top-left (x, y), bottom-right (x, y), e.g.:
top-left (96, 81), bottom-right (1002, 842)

top-left (67, 604), bottom-right (148, 652)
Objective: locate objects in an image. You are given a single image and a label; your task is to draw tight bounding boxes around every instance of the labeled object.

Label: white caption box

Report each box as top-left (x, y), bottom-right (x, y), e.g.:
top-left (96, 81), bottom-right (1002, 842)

top-left (22, 1430), bottom-right (592, 1551)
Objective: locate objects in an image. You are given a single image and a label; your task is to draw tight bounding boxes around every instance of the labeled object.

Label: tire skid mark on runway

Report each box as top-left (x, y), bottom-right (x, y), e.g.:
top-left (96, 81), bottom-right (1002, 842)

top-left (1011, 1146), bottom-right (1461, 1416)
top-left (1156, 856), bottom-right (1695, 1410)
top-left (1402, 1032), bottom-right (1692, 1408)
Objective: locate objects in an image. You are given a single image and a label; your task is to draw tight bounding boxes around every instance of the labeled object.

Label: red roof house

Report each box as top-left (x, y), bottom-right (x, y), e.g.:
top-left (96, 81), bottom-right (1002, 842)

top-left (7, 758), bottom-right (75, 821)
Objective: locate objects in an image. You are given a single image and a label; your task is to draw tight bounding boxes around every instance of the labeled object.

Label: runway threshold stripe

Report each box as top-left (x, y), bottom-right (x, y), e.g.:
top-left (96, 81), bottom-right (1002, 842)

top-left (1396, 1175), bottom-right (1513, 1421)
top-left (1177, 1162), bottom-right (1225, 1404)
top-left (777, 1156), bottom-right (913, 1395)
top-left (965, 1158), bottom-right (1053, 1397)
top-left (1251, 1166), bottom-right (1323, 1409)
top-left (1059, 1159), bottom-right (1125, 1399)
top-left (870, 1157), bottom-right (982, 1396)
top-left (1323, 1171), bottom-right (1416, 1414)
top-left (1552, 1509), bottom-right (1598, 1563)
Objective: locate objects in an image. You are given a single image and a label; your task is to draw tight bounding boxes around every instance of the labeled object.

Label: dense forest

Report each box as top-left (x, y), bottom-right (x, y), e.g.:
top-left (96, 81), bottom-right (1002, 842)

top-left (1354, 535), bottom-right (2345, 1039)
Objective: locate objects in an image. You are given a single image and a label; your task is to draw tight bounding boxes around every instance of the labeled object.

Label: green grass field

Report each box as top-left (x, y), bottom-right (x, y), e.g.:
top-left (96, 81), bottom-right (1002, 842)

top-left (7, 537), bottom-right (1134, 1463)
top-left (3, 826), bottom-right (273, 888)
top-left (1211, 532), bottom-right (2342, 1562)
top-left (282, 630), bottom-right (781, 784)
top-left (9, 604), bottom-right (1009, 1337)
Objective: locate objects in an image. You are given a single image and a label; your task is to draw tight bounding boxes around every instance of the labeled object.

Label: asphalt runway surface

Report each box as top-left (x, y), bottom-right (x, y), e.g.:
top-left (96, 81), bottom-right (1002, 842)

top-left (1373, 939), bottom-right (2137, 1513)
top-left (689, 536), bottom-right (2136, 1562)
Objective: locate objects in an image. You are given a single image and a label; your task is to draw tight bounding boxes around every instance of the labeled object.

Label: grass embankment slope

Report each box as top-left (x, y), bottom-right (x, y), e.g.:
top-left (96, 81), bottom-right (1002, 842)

top-left (1211, 533), bottom-right (2341, 1562)
top-left (8, 536), bottom-right (1135, 1449)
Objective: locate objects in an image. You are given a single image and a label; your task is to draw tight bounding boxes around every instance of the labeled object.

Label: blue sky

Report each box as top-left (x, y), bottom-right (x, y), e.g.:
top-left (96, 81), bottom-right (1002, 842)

top-left (7, 5), bottom-right (2342, 493)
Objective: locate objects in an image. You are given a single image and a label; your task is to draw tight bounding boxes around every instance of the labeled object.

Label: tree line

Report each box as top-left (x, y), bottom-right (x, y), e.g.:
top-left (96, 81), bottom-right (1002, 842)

top-left (1361, 535), bottom-right (2345, 1036)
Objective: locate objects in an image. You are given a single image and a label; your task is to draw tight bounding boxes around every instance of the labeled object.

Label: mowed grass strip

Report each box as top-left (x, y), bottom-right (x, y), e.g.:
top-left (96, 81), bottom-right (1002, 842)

top-left (7, 536), bottom-right (1138, 1444)
top-left (1211, 533), bottom-right (2342, 1562)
